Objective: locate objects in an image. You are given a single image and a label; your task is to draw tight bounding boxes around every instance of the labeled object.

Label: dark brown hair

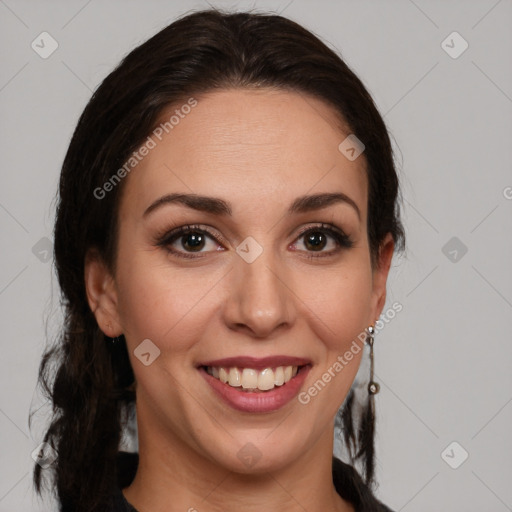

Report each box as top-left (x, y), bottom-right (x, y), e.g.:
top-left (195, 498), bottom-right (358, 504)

top-left (31, 8), bottom-right (405, 512)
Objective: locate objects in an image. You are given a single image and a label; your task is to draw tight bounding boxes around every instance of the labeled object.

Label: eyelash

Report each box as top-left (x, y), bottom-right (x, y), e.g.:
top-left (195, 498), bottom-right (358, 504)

top-left (155, 223), bottom-right (354, 260)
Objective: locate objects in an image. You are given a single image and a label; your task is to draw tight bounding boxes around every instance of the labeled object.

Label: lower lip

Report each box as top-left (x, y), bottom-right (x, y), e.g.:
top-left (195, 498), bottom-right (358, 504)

top-left (198, 365), bottom-right (311, 413)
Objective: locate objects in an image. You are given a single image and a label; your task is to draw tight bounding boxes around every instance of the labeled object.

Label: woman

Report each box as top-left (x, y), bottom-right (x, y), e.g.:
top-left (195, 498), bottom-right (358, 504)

top-left (32, 8), bottom-right (405, 512)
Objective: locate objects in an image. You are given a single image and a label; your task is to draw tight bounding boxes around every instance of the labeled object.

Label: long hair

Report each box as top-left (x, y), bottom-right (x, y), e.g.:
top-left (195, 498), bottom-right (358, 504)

top-left (30, 8), bottom-right (405, 511)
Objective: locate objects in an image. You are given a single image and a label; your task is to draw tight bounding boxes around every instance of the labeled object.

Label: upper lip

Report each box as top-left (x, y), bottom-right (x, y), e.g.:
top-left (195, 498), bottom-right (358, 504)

top-left (198, 355), bottom-right (312, 370)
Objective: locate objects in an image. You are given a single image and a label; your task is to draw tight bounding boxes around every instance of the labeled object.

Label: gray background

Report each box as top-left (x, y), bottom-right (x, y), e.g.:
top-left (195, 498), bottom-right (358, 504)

top-left (1, 0), bottom-right (511, 510)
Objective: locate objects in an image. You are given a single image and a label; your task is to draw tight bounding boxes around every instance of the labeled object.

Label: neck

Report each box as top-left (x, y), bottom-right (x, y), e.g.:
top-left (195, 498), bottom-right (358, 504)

top-left (122, 404), bottom-right (354, 512)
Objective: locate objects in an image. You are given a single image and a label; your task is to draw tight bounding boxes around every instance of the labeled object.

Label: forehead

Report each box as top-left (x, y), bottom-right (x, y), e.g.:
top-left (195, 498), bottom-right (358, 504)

top-left (119, 88), bottom-right (368, 221)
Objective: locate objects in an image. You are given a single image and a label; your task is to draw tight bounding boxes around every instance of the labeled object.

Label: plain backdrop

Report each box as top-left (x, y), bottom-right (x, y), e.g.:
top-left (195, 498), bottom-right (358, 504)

top-left (1, 0), bottom-right (511, 511)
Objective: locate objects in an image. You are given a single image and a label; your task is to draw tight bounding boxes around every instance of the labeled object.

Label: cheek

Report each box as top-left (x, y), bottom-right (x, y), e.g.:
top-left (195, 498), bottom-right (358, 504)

top-left (115, 253), bottom-right (216, 352)
top-left (294, 266), bottom-right (370, 419)
top-left (295, 259), bottom-right (373, 350)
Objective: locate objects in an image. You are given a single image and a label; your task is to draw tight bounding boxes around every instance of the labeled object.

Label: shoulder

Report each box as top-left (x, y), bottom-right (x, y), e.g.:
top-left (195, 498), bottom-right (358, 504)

top-left (109, 486), bottom-right (139, 512)
top-left (332, 456), bottom-right (395, 512)
top-left (116, 451), bottom-right (139, 488)
top-left (102, 452), bottom-right (139, 512)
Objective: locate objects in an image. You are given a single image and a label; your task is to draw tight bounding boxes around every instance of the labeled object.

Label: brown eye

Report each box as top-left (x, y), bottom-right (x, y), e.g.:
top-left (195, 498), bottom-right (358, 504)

top-left (303, 231), bottom-right (328, 251)
top-left (291, 224), bottom-right (354, 259)
top-left (179, 231), bottom-right (206, 252)
top-left (156, 224), bottom-right (223, 259)
top-left (156, 222), bottom-right (353, 261)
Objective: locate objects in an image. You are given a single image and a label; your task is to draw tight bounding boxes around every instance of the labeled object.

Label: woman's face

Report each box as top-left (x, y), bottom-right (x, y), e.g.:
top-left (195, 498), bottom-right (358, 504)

top-left (88, 88), bottom-right (393, 473)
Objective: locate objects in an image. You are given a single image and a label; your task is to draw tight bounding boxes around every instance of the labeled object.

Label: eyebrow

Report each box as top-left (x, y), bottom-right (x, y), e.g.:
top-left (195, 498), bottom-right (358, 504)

top-left (143, 192), bottom-right (361, 220)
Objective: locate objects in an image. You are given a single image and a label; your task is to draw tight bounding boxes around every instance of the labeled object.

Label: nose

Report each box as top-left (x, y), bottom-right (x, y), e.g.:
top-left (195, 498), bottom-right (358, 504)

top-left (222, 245), bottom-right (295, 339)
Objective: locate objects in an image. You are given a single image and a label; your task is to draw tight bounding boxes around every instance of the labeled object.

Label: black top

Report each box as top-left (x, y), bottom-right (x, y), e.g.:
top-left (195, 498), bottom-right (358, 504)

top-left (110, 451), bottom-right (394, 512)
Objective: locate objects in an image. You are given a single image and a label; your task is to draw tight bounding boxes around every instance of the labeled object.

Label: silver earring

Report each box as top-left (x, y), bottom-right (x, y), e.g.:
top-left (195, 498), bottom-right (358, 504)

top-left (366, 325), bottom-right (380, 395)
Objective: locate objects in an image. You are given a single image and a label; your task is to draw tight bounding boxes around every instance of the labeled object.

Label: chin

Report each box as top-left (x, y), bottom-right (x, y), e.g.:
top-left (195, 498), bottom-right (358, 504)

top-left (201, 428), bottom-right (308, 475)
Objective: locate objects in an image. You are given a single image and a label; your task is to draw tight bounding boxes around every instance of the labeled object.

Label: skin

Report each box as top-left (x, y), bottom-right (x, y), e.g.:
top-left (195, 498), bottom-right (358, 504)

top-left (85, 88), bottom-right (394, 512)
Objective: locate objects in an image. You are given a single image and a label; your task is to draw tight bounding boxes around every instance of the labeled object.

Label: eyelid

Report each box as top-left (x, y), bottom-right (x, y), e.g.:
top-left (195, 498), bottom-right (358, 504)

top-left (293, 222), bottom-right (348, 241)
top-left (155, 222), bottom-right (353, 258)
top-left (154, 223), bottom-right (228, 247)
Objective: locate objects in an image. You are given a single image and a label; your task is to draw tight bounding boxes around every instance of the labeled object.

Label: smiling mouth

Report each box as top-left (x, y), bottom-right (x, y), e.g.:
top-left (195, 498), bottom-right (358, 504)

top-left (201, 364), bottom-right (310, 392)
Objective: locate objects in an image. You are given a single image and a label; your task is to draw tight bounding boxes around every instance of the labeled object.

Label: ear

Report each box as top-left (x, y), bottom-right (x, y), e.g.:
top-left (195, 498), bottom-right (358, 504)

top-left (84, 248), bottom-right (123, 337)
top-left (369, 233), bottom-right (395, 325)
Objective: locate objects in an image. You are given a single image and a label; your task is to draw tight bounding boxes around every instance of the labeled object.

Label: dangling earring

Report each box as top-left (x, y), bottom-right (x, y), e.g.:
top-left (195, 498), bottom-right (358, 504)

top-left (366, 325), bottom-right (380, 395)
top-left (346, 324), bottom-right (379, 485)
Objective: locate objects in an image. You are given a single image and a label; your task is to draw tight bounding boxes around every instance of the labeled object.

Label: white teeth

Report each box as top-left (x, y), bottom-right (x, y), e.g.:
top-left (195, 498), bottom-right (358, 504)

top-left (206, 365), bottom-right (301, 391)
top-left (219, 367), bottom-right (229, 384)
top-left (274, 366), bottom-right (285, 386)
top-left (228, 367), bottom-right (242, 387)
top-left (241, 368), bottom-right (258, 389)
top-left (258, 368), bottom-right (275, 390)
